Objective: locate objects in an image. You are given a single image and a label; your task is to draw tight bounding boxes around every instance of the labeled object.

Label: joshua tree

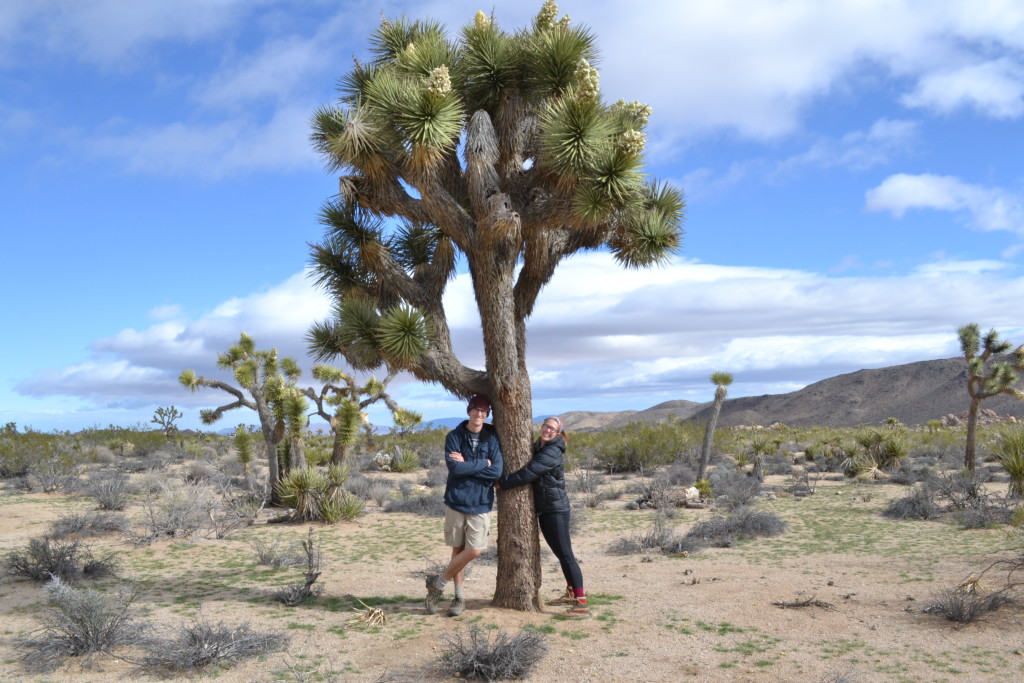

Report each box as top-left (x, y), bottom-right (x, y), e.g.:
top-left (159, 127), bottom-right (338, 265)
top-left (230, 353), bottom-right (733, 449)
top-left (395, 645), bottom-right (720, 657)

top-left (179, 333), bottom-right (306, 502)
top-left (150, 406), bottom-right (182, 437)
top-left (233, 424), bottom-right (255, 475)
top-left (306, 3), bottom-right (684, 610)
top-left (957, 323), bottom-right (1024, 471)
top-left (302, 365), bottom-right (422, 465)
top-left (697, 371), bottom-right (733, 481)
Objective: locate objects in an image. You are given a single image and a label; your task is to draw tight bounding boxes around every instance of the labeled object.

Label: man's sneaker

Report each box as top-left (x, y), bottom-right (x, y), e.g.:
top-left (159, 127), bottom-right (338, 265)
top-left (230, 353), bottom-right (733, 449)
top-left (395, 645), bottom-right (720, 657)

top-left (447, 596), bottom-right (465, 617)
top-left (547, 588), bottom-right (575, 606)
top-left (424, 574), bottom-right (444, 615)
top-left (565, 598), bottom-right (590, 618)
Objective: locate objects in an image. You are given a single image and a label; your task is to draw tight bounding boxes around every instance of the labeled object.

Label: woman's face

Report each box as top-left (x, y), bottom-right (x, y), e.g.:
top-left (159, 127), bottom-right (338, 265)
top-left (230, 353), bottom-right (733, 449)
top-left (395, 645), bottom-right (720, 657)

top-left (540, 419), bottom-right (560, 441)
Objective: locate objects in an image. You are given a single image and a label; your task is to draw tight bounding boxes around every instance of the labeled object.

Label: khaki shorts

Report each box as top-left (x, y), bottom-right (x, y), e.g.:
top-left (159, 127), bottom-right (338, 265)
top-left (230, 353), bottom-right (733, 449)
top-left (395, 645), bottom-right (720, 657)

top-left (444, 506), bottom-right (491, 551)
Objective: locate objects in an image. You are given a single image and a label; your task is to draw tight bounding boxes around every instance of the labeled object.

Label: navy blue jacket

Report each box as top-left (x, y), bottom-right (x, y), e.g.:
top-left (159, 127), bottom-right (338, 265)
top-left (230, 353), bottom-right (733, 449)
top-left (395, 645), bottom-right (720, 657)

top-left (498, 436), bottom-right (570, 515)
top-left (443, 421), bottom-right (503, 514)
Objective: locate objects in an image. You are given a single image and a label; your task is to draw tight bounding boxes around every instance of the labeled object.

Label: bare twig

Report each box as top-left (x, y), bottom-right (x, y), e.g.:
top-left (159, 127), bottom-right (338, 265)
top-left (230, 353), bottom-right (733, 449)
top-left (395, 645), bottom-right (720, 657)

top-left (772, 596), bottom-right (836, 610)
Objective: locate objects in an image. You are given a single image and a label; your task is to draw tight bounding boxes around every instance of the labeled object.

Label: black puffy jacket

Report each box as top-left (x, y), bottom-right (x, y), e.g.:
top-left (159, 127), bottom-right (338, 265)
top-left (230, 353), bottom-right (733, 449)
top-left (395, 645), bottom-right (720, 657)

top-left (498, 436), bottom-right (570, 515)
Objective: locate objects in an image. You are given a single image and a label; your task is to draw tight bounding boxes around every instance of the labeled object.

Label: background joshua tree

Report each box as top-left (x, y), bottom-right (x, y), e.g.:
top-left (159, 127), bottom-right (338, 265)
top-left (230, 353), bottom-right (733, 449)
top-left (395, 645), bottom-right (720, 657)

top-left (957, 323), bottom-right (1024, 472)
top-left (697, 371), bottom-right (733, 481)
top-left (302, 365), bottom-right (421, 465)
top-left (150, 406), bottom-right (182, 438)
top-left (306, 2), bottom-right (684, 610)
top-left (233, 424), bottom-right (255, 475)
top-left (179, 333), bottom-right (305, 503)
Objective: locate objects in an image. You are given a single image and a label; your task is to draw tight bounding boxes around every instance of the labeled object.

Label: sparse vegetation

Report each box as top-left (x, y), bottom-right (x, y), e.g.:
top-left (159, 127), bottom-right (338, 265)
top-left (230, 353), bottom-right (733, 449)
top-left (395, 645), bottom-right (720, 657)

top-left (3, 537), bottom-right (119, 583)
top-left (278, 528), bottom-right (323, 606)
top-left (140, 618), bottom-right (286, 673)
top-left (19, 578), bottom-right (142, 673)
top-left (49, 511), bottom-right (130, 539)
top-left (437, 625), bottom-right (548, 681)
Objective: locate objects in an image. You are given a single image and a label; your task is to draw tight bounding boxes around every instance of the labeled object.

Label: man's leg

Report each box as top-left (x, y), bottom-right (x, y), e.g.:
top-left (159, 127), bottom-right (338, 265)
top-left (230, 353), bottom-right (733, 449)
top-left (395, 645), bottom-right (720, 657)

top-left (444, 544), bottom-right (482, 586)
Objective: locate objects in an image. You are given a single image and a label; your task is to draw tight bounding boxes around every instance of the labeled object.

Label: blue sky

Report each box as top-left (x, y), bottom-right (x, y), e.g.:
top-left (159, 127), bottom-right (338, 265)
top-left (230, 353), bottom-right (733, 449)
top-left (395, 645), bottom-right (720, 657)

top-left (3, 0), bottom-right (1024, 432)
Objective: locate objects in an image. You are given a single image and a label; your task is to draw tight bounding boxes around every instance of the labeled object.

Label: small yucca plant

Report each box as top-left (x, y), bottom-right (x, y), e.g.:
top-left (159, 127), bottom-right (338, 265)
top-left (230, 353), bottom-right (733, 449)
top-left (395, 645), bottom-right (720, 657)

top-left (992, 429), bottom-right (1024, 497)
top-left (389, 447), bottom-right (421, 473)
top-left (276, 467), bottom-right (328, 521)
top-left (318, 491), bottom-right (365, 523)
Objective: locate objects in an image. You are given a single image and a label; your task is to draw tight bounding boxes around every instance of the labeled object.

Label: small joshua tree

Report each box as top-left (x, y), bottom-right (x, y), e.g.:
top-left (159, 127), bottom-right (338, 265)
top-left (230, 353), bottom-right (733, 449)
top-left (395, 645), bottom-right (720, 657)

top-left (302, 365), bottom-right (422, 465)
top-left (957, 323), bottom-right (1024, 471)
top-left (180, 333), bottom-right (306, 504)
top-left (150, 406), bottom-right (182, 437)
top-left (233, 424), bottom-right (255, 475)
top-left (697, 372), bottom-right (732, 481)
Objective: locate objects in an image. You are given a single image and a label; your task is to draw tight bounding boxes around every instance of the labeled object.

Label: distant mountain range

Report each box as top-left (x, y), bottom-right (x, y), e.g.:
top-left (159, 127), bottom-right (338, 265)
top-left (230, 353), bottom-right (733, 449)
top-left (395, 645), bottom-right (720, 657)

top-left (556, 356), bottom-right (1024, 432)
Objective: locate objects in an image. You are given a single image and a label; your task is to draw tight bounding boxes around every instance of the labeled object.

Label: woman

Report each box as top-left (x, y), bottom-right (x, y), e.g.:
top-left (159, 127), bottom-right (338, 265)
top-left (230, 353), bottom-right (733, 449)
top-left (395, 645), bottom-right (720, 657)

top-left (498, 416), bottom-right (587, 616)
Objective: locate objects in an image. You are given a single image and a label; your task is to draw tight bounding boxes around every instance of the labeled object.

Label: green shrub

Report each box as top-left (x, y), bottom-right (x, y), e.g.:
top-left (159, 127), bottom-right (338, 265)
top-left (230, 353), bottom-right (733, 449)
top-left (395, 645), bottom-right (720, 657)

top-left (277, 467), bottom-right (328, 521)
top-left (318, 490), bottom-right (365, 523)
top-left (992, 428), bottom-right (1024, 497)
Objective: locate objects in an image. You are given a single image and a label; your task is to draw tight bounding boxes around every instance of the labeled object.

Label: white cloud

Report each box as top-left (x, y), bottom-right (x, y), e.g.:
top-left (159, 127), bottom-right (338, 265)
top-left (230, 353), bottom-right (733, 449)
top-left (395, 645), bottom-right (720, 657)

top-left (682, 118), bottom-right (918, 200)
top-left (901, 58), bottom-right (1024, 118)
top-left (10, 1), bottom-right (1023, 179)
top-left (865, 173), bottom-right (1024, 236)
top-left (19, 254), bottom-right (1024, 426)
top-left (0, 0), bottom-right (264, 66)
top-left (84, 105), bottom-right (317, 178)
top-left (149, 304), bottom-right (183, 321)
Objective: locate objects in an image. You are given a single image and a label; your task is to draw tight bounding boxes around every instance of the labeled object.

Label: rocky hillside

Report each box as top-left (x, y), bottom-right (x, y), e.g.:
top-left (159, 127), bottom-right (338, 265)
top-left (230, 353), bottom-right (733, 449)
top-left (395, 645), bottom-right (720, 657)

top-left (561, 356), bottom-right (1024, 431)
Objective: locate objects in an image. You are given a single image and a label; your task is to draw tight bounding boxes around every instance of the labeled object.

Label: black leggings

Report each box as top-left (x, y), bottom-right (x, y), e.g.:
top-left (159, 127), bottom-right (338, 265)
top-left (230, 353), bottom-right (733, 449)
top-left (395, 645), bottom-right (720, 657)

top-left (538, 512), bottom-right (583, 590)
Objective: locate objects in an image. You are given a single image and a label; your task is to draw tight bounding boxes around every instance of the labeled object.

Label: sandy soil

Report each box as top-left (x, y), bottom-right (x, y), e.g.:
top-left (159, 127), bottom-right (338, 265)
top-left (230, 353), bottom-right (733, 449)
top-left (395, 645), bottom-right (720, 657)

top-left (1, 470), bottom-right (1022, 683)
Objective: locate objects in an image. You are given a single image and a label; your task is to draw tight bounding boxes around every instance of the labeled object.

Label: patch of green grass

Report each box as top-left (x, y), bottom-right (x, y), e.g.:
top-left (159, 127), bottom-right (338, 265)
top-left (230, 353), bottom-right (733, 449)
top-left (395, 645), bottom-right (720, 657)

top-left (286, 622), bottom-right (317, 631)
top-left (664, 613), bottom-right (693, 634)
top-left (586, 592), bottom-right (624, 606)
top-left (559, 629), bottom-right (590, 640)
top-left (696, 620), bottom-right (744, 635)
top-left (714, 635), bottom-right (782, 656)
top-left (595, 609), bottom-right (620, 632)
top-left (524, 624), bottom-right (557, 634)
top-left (815, 637), bottom-right (868, 658)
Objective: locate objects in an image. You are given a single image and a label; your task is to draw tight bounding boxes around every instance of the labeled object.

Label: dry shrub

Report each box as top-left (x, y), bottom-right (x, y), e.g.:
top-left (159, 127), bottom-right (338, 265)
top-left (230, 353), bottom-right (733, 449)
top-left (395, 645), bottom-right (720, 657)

top-left (141, 481), bottom-right (212, 538)
top-left (250, 537), bottom-right (306, 568)
top-left (685, 506), bottom-right (786, 547)
top-left (86, 472), bottom-right (133, 511)
top-left (923, 587), bottom-right (1015, 623)
top-left (422, 461), bottom-right (448, 488)
top-left (368, 479), bottom-right (394, 506)
top-left (882, 484), bottom-right (940, 520)
top-left (709, 468), bottom-right (761, 510)
top-left (19, 578), bottom-right (142, 673)
top-left (140, 618), bottom-right (286, 673)
top-left (438, 625), bottom-right (547, 681)
top-left (278, 528), bottom-right (323, 606)
top-left (608, 513), bottom-right (689, 556)
top-left (3, 537), bottom-right (118, 583)
top-left (384, 493), bottom-right (446, 517)
top-left (49, 512), bottom-right (130, 539)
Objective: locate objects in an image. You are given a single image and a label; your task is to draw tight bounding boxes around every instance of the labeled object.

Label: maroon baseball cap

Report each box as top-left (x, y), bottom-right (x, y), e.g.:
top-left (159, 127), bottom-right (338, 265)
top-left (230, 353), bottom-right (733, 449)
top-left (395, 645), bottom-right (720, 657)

top-left (467, 394), bottom-right (491, 413)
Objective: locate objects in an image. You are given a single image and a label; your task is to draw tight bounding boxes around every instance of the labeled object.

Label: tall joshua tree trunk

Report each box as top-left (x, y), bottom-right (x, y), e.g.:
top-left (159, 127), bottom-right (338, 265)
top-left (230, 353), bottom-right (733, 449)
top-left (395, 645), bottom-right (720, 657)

top-left (697, 372), bottom-right (733, 481)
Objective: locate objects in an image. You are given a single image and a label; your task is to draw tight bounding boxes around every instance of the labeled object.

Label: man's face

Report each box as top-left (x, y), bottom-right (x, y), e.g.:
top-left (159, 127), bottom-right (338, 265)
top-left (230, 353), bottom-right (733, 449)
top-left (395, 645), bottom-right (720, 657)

top-left (467, 406), bottom-right (489, 431)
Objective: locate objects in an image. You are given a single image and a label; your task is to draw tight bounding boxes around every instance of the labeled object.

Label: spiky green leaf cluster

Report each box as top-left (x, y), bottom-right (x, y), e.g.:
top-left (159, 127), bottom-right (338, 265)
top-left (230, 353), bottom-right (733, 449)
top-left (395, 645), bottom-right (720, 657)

top-left (333, 399), bottom-right (363, 447)
top-left (308, 2), bottom-right (684, 376)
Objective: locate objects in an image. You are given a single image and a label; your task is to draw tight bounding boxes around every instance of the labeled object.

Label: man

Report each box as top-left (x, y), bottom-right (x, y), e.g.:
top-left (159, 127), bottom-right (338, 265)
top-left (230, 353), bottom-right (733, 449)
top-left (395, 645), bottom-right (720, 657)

top-left (425, 394), bottom-right (503, 617)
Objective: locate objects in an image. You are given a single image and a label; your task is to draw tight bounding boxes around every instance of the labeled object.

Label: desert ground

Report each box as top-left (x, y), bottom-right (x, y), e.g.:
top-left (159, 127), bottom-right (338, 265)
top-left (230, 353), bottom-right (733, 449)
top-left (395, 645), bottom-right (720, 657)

top-left (1, 459), bottom-right (1022, 683)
